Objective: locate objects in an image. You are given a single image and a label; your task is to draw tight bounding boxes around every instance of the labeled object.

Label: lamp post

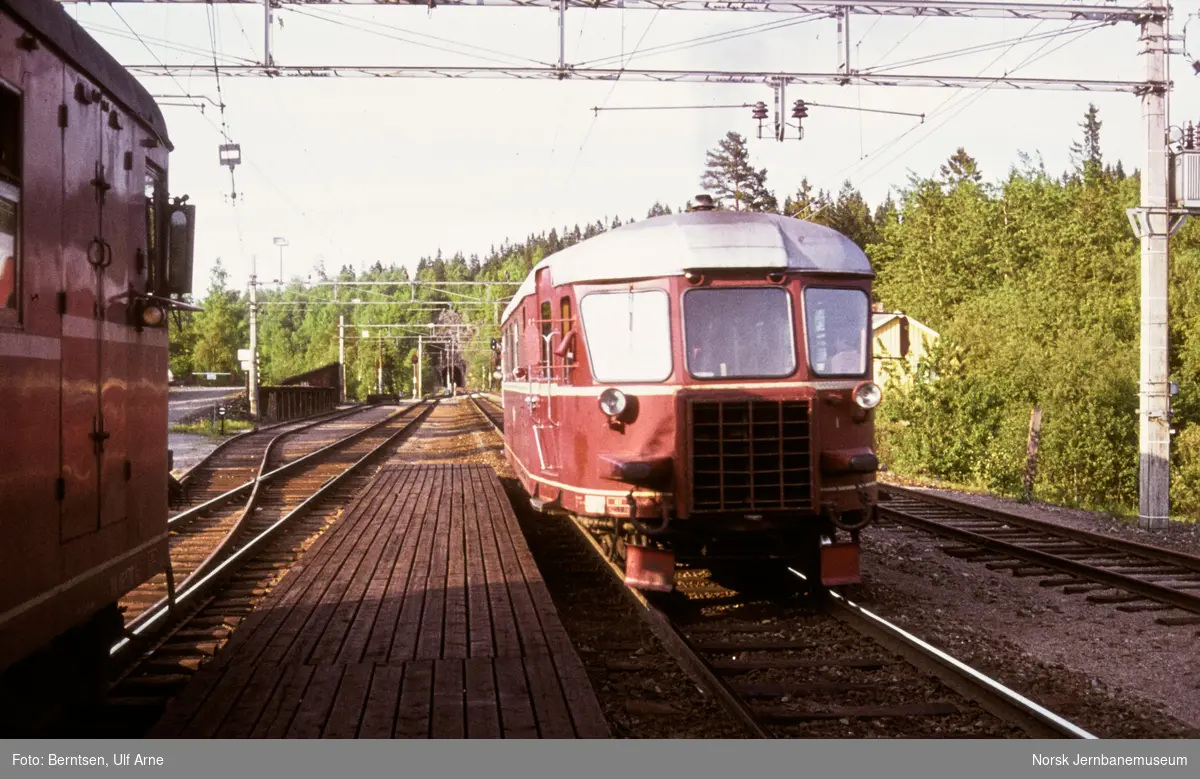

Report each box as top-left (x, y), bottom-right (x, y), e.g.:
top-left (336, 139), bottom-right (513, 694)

top-left (273, 236), bottom-right (288, 284)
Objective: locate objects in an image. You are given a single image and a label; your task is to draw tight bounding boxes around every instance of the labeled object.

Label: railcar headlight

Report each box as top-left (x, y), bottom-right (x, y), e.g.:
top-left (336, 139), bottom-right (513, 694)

top-left (599, 388), bottom-right (628, 417)
top-left (140, 302), bottom-right (167, 328)
top-left (853, 381), bottom-right (882, 410)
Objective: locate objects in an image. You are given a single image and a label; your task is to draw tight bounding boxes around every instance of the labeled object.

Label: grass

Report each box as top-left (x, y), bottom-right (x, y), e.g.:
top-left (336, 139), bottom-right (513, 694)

top-left (169, 419), bottom-right (254, 437)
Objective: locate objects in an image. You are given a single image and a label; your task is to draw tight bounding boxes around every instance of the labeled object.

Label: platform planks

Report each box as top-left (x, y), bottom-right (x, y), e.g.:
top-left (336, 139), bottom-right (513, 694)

top-left (149, 464), bottom-right (609, 739)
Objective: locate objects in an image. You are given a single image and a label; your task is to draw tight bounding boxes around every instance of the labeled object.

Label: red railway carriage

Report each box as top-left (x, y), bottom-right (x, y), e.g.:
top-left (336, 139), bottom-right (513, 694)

top-left (0, 0), bottom-right (195, 724)
top-left (499, 204), bottom-right (881, 591)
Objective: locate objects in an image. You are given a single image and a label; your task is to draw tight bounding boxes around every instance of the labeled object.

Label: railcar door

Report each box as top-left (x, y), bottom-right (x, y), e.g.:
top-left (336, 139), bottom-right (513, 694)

top-left (59, 75), bottom-right (106, 540)
top-left (96, 97), bottom-right (133, 528)
top-left (531, 268), bottom-right (559, 475)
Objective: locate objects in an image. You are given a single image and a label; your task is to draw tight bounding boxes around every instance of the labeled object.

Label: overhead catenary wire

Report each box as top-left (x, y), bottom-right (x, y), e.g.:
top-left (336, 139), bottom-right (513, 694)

top-left (553, 9), bottom-right (662, 222)
top-left (285, 6), bottom-right (553, 68)
top-left (796, 16), bottom-right (1098, 222)
top-left (82, 21), bottom-right (256, 65)
top-left (576, 13), bottom-right (823, 68)
top-left (853, 22), bottom-right (1101, 187)
top-left (861, 20), bottom-right (1112, 74)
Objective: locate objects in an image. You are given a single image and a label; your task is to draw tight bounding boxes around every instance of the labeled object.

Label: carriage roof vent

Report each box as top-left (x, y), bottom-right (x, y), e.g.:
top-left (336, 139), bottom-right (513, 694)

top-left (690, 194), bottom-right (715, 212)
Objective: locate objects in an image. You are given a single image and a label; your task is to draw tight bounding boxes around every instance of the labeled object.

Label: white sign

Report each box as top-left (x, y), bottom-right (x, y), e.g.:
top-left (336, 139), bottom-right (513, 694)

top-left (240, 361), bottom-right (251, 370)
top-left (237, 348), bottom-right (252, 361)
top-left (206, 373), bottom-right (217, 381)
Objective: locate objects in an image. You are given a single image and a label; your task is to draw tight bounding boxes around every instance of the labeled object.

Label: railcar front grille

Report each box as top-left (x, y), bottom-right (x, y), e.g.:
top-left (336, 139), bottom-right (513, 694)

top-left (689, 399), bottom-right (813, 513)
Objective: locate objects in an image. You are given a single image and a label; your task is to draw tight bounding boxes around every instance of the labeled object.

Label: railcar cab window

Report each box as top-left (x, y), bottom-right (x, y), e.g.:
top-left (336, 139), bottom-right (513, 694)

top-left (0, 86), bottom-right (20, 321)
top-left (684, 287), bottom-right (796, 379)
top-left (145, 163), bottom-right (165, 290)
top-left (579, 289), bottom-right (671, 383)
top-left (804, 288), bottom-right (870, 376)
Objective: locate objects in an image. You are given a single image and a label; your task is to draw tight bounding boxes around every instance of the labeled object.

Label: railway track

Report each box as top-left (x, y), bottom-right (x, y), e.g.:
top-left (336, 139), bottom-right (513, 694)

top-left (878, 486), bottom-right (1200, 628)
top-left (465, 395), bottom-right (1091, 739)
top-left (120, 404), bottom-right (414, 628)
top-left (80, 401), bottom-right (438, 736)
top-left (172, 404), bottom-right (373, 508)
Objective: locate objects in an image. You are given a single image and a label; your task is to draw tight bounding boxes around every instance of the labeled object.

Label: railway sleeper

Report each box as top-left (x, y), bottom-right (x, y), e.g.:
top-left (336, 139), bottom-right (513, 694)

top-left (733, 681), bottom-right (893, 697)
top-left (753, 702), bottom-right (962, 721)
top-left (1061, 583), bottom-right (1108, 594)
top-left (155, 640), bottom-right (222, 657)
top-left (1038, 576), bottom-right (1085, 587)
top-left (1011, 566), bottom-right (1056, 578)
top-left (1085, 592), bottom-right (1146, 605)
top-left (711, 657), bottom-right (892, 671)
top-left (1115, 602), bottom-right (1174, 613)
top-left (1156, 614), bottom-right (1200, 626)
top-left (691, 639), bottom-right (820, 652)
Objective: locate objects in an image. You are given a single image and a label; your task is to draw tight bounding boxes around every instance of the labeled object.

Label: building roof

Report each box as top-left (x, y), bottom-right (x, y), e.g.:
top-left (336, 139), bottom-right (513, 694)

top-left (4, 0), bottom-right (171, 149)
top-left (502, 211), bottom-right (873, 323)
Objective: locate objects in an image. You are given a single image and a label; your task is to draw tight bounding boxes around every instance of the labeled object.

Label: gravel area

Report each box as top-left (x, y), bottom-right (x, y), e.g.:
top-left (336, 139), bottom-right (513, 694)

top-left (385, 397), bottom-right (508, 468)
top-left (882, 475), bottom-right (1200, 558)
top-left (855, 522), bottom-right (1200, 737)
top-left (168, 433), bottom-right (222, 476)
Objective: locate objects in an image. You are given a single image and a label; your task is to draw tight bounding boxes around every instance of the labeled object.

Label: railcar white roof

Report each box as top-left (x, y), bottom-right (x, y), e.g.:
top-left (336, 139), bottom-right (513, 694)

top-left (501, 211), bottom-right (872, 324)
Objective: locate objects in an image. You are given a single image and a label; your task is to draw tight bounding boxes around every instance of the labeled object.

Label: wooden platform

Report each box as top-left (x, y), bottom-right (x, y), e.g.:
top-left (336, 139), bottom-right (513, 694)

top-left (149, 464), bottom-right (609, 738)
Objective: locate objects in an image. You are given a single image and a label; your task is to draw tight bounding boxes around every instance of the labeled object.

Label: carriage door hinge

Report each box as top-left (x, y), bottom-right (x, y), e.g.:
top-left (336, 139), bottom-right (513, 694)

top-left (58, 104), bottom-right (68, 128)
top-left (55, 478), bottom-right (65, 501)
top-left (57, 291), bottom-right (67, 315)
top-left (90, 417), bottom-right (111, 455)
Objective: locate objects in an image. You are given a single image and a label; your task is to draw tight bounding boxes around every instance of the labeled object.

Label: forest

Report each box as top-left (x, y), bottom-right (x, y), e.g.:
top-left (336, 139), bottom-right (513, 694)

top-left (170, 104), bottom-right (1200, 522)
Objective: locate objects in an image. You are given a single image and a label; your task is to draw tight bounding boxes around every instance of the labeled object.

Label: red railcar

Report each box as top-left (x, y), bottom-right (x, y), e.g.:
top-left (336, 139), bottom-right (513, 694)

top-left (0, 0), bottom-right (195, 728)
top-left (499, 204), bottom-right (880, 591)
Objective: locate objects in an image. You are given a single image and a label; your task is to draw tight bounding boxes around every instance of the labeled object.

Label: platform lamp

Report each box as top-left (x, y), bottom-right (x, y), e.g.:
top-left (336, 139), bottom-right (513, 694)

top-left (273, 237), bottom-right (288, 284)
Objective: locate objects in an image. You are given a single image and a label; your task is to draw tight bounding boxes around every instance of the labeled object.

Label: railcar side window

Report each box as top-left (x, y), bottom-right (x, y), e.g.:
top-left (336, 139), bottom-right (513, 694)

top-left (145, 163), bottom-right (164, 290)
top-left (540, 301), bottom-right (553, 368)
top-left (579, 289), bottom-right (672, 383)
top-left (0, 87), bottom-right (21, 319)
top-left (559, 296), bottom-right (573, 366)
top-left (804, 288), bottom-right (870, 376)
top-left (683, 287), bottom-right (796, 379)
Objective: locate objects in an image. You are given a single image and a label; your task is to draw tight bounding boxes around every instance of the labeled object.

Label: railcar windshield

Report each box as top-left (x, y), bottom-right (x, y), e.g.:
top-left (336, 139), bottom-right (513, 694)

top-left (683, 287), bottom-right (796, 379)
top-left (804, 287), bottom-right (870, 376)
top-left (579, 289), bottom-right (672, 382)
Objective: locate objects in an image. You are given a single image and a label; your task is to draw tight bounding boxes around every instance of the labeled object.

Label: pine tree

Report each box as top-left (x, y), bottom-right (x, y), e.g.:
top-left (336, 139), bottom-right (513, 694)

top-left (940, 147), bottom-right (982, 185)
top-left (1070, 103), bottom-right (1104, 180)
top-left (699, 131), bottom-right (778, 212)
top-left (824, 181), bottom-right (877, 250)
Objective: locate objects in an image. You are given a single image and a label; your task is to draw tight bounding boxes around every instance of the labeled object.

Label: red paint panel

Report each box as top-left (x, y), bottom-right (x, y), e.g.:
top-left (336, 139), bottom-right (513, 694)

top-left (0, 28), bottom-right (63, 634)
top-left (98, 109), bottom-right (131, 528)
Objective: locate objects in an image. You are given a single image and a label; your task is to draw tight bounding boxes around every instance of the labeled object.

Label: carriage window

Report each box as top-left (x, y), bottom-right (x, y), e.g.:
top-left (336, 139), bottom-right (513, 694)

top-left (0, 87), bottom-right (21, 318)
top-left (540, 301), bottom-right (552, 367)
top-left (579, 289), bottom-right (672, 383)
top-left (559, 296), bottom-right (573, 365)
top-left (145, 163), bottom-right (164, 289)
top-left (804, 288), bottom-right (870, 376)
top-left (684, 287), bottom-right (796, 379)
top-left (560, 297), bottom-right (572, 333)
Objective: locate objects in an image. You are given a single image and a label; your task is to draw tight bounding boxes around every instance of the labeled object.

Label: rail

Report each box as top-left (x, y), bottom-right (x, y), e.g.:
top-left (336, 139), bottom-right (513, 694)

top-left (116, 401), bottom-right (434, 652)
top-left (878, 485), bottom-right (1200, 617)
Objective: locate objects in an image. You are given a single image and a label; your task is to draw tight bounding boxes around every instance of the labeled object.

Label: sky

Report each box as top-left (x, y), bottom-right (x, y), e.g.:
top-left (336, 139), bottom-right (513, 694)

top-left (63, 1), bottom-right (1200, 296)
